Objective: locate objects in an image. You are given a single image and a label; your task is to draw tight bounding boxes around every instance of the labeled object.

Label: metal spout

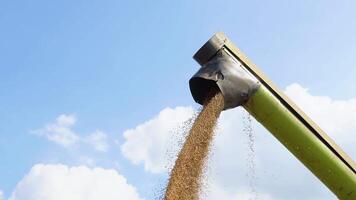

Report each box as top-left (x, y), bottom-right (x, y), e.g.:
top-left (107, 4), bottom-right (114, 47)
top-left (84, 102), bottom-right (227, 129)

top-left (189, 42), bottom-right (260, 110)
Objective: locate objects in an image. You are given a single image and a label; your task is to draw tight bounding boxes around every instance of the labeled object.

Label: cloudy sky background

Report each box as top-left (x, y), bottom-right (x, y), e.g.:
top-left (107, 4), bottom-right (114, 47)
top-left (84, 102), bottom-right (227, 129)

top-left (1, 0), bottom-right (355, 199)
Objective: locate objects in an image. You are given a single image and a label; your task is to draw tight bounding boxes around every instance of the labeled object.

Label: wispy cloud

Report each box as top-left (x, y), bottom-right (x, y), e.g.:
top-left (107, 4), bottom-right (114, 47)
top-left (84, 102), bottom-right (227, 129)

top-left (31, 114), bottom-right (110, 152)
top-left (85, 131), bottom-right (110, 152)
top-left (31, 114), bottom-right (79, 147)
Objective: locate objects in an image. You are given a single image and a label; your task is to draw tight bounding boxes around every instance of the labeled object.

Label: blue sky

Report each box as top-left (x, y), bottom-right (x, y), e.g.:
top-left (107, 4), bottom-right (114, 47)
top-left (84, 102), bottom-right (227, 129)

top-left (0, 0), bottom-right (355, 199)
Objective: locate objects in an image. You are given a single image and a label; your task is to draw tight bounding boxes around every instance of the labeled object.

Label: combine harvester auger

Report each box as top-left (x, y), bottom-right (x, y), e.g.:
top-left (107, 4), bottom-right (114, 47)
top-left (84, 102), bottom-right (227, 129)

top-left (189, 32), bottom-right (356, 200)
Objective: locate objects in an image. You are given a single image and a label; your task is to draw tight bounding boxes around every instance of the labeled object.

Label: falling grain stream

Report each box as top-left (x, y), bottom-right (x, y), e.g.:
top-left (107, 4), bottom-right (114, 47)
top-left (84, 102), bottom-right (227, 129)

top-left (164, 91), bottom-right (224, 200)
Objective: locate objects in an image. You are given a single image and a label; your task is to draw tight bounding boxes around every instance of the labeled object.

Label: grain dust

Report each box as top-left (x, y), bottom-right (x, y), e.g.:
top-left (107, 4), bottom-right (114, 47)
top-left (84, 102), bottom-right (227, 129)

top-left (243, 112), bottom-right (258, 200)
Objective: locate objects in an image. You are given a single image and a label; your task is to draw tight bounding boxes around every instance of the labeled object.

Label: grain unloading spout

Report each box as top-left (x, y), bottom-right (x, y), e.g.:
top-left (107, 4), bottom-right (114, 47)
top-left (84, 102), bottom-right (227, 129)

top-left (189, 48), bottom-right (260, 109)
top-left (189, 32), bottom-right (356, 199)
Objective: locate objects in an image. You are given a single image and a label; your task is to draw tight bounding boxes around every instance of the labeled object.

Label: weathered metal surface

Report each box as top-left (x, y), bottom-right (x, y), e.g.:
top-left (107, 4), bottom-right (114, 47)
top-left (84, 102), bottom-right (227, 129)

top-left (190, 49), bottom-right (260, 109)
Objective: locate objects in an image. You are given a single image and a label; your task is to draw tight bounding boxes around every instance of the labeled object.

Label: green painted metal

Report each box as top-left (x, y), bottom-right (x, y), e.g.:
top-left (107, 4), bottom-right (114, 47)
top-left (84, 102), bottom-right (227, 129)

top-left (191, 32), bottom-right (356, 199)
top-left (244, 85), bottom-right (356, 200)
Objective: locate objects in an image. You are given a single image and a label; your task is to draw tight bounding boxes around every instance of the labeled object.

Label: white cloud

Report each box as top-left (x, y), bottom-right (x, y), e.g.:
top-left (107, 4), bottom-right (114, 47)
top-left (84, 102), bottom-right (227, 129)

top-left (121, 106), bottom-right (195, 173)
top-left (9, 164), bottom-right (142, 200)
top-left (78, 156), bottom-right (96, 167)
top-left (85, 131), bottom-right (109, 152)
top-left (205, 183), bottom-right (273, 200)
top-left (121, 83), bottom-right (356, 199)
top-left (285, 83), bottom-right (356, 156)
top-left (32, 115), bottom-right (110, 152)
top-left (0, 190), bottom-right (4, 200)
top-left (207, 107), bottom-right (333, 200)
top-left (56, 114), bottom-right (77, 127)
top-left (32, 114), bottom-right (79, 147)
